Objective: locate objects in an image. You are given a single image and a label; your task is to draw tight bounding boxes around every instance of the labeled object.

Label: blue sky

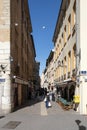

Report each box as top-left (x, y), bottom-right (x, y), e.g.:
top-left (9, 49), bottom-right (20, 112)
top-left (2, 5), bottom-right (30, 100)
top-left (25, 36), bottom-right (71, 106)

top-left (28, 0), bottom-right (62, 75)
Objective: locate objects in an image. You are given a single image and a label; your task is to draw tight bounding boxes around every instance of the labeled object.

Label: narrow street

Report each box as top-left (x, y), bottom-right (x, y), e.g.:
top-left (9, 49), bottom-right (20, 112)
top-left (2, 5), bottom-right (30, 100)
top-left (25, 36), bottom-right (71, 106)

top-left (0, 97), bottom-right (87, 130)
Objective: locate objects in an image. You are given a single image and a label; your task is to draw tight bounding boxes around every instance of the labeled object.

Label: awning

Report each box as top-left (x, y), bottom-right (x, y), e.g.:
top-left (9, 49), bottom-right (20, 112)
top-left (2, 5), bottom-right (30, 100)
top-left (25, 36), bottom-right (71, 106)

top-left (55, 78), bottom-right (76, 88)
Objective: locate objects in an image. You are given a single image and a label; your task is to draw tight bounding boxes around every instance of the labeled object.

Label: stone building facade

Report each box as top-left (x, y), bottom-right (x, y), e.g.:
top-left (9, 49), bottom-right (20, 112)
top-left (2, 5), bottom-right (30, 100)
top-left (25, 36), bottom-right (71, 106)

top-left (0, 0), bottom-right (36, 114)
top-left (53, 0), bottom-right (76, 103)
top-left (53, 0), bottom-right (87, 114)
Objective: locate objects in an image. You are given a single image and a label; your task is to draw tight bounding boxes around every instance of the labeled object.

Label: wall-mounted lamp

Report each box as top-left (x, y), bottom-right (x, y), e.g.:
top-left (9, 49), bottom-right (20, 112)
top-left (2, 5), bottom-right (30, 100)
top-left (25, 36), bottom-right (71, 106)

top-left (14, 23), bottom-right (18, 26)
top-left (13, 75), bottom-right (16, 79)
top-left (1, 64), bottom-right (7, 69)
top-left (0, 64), bottom-right (7, 73)
top-left (0, 56), bottom-right (13, 73)
top-left (9, 56), bottom-right (13, 62)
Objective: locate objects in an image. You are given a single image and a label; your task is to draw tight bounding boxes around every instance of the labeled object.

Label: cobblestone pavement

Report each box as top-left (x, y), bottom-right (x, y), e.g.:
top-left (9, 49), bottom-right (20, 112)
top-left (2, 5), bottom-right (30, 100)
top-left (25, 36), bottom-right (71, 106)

top-left (0, 98), bottom-right (87, 130)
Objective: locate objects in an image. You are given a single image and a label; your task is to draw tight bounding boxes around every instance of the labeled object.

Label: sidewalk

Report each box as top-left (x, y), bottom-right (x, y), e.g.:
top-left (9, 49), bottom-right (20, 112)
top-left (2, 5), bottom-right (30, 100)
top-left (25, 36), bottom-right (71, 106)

top-left (0, 97), bottom-right (75, 117)
top-left (0, 97), bottom-right (41, 117)
top-left (0, 98), bottom-right (87, 130)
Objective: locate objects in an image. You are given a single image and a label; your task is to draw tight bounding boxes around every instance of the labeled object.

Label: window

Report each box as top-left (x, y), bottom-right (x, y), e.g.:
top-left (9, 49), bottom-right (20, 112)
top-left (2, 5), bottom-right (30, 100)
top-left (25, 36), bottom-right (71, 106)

top-left (64, 25), bottom-right (67, 45)
top-left (68, 51), bottom-right (71, 72)
top-left (57, 44), bottom-right (59, 57)
top-left (68, 15), bottom-right (71, 39)
top-left (66, 0), bottom-right (70, 10)
top-left (72, 44), bottom-right (76, 69)
top-left (64, 56), bottom-right (67, 74)
top-left (72, 1), bottom-right (76, 27)
top-left (62, 33), bottom-right (64, 48)
top-left (59, 39), bottom-right (62, 52)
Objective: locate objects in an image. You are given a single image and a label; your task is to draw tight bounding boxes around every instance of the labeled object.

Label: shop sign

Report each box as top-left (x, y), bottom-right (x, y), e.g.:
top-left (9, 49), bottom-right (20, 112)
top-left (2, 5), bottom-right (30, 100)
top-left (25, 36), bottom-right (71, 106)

top-left (0, 78), bottom-right (5, 82)
top-left (15, 78), bottom-right (28, 85)
top-left (80, 71), bottom-right (87, 75)
top-left (73, 95), bottom-right (80, 103)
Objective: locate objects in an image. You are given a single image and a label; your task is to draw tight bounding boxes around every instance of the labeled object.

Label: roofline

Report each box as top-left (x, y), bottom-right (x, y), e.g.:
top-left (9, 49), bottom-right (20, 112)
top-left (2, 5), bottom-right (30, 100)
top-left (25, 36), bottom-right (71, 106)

top-left (52, 0), bottom-right (66, 44)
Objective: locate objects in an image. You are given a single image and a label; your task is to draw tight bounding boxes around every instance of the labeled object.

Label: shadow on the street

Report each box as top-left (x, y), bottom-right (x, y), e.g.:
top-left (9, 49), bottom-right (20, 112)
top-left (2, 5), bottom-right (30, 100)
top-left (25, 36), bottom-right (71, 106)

top-left (75, 120), bottom-right (86, 130)
top-left (13, 97), bottom-right (43, 112)
top-left (27, 97), bottom-right (43, 106)
top-left (0, 116), bottom-right (5, 119)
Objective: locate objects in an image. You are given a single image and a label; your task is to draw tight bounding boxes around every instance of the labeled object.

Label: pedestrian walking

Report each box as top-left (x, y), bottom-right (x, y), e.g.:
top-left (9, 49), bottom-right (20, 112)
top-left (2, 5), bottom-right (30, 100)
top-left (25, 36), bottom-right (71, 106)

top-left (45, 93), bottom-right (52, 108)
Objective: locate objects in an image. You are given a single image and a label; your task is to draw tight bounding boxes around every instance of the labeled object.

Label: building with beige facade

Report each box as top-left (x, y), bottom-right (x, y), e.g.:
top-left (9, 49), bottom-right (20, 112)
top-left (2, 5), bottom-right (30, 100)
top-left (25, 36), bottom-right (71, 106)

top-left (46, 50), bottom-right (54, 87)
top-left (53, 0), bottom-right (76, 102)
top-left (40, 0), bottom-right (87, 115)
top-left (53, 0), bottom-right (87, 114)
top-left (42, 68), bottom-right (48, 89)
top-left (0, 0), bottom-right (36, 114)
top-left (41, 71), bottom-right (45, 88)
top-left (41, 50), bottom-right (54, 90)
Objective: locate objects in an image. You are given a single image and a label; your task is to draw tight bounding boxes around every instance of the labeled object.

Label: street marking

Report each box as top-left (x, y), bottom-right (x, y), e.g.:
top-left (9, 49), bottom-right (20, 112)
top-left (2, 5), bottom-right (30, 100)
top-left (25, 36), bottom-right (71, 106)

top-left (41, 102), bottom-right (48, 116)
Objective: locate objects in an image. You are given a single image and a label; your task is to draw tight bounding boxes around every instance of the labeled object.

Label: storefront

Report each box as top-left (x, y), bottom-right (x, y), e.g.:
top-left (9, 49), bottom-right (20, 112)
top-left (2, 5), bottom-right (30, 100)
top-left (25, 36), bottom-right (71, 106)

top-left (55, 79), bottom-right (76, 102)
top-left (12, 76), bottom-right (29, 108)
